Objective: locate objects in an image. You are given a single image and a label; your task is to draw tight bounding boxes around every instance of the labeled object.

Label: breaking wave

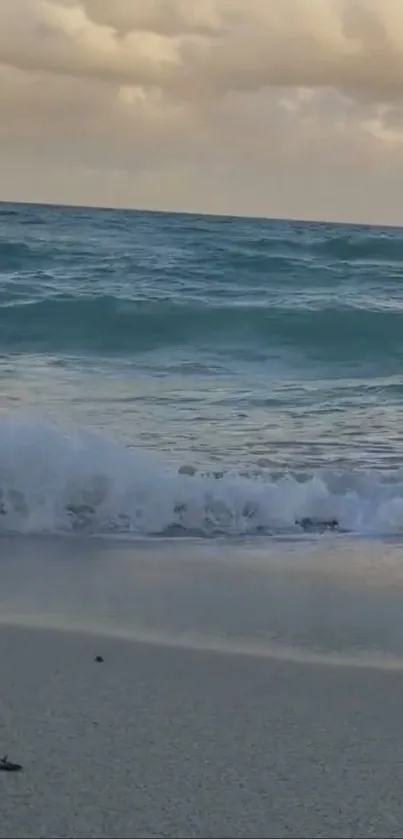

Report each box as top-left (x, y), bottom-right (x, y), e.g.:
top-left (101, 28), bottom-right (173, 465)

top-left (1, 417), bottom-right (403, 539)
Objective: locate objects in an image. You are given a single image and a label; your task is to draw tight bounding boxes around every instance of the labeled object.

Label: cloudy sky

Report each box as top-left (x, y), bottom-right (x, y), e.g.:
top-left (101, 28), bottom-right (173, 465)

top-left (1, 0), bottom-right (403, 224)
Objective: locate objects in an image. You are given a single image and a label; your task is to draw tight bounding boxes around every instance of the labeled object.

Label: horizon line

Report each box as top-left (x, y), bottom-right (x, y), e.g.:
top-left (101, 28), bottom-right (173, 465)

top-left (0, 197), bottom-right (400, 231)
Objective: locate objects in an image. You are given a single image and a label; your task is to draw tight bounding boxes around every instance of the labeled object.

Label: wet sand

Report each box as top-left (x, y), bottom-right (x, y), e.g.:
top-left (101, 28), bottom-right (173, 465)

top-left (1, 624), bottom-right (403, 838)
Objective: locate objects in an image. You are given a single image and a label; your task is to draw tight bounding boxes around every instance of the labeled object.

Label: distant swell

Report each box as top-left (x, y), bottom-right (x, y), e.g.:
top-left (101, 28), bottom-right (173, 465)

top-left (315, 231), bottom-right (403, 262)
top-left (1, 204), bottom-right (403, 362)
top-left (1, 296), bottom-right (403, 358)
top-left (0, 418), bottom-right (403, 538)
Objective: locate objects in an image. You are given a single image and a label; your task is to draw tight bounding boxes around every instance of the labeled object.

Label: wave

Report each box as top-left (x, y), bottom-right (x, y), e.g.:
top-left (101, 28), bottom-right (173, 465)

top-left (2, 221), bottom-right (402, 268)
top-left (315, 229), bottom-right (403, 263)
top-left (2, 205), bottom-right (403, 360)
top-left (1, 295), bottom-right (403, 357)
top-left (0, 417), bottom-right (403, 538)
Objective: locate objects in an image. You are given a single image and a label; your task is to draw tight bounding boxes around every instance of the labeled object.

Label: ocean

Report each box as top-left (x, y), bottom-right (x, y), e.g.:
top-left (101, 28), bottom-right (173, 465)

top-left (2, 200), bottom-right (403, 662)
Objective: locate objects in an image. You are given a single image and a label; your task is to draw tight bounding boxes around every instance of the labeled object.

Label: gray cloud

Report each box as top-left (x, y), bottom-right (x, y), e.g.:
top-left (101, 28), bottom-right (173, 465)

top-left (2, 0), bottom-right (403, 100)
top-left (0, 1), bottom-right (403, 223)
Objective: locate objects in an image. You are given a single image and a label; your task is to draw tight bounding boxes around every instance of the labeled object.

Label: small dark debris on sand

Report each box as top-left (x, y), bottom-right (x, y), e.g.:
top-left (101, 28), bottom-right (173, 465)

top-left (94, 655), bottom-right (104, 663)
top-left (296, 517), bottom-right (339, 533)
top-left (0, 756), bottom-right (22, 772)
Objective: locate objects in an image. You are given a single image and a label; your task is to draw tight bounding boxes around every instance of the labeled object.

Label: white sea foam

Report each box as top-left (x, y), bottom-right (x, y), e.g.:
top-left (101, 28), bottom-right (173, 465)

top-left (0, 416), bottom-right (403, 538)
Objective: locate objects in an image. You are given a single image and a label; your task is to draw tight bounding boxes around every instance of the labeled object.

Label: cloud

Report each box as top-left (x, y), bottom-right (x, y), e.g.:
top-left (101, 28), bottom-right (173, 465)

top-left (0, 1), bottom-right (403, 223)
top-left (2, 0), bottom-right (403, 100)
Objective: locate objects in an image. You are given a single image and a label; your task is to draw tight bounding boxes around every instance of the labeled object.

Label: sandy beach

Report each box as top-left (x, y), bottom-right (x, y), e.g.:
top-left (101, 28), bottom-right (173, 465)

top-left (0, 624), bottom-right (402, 839)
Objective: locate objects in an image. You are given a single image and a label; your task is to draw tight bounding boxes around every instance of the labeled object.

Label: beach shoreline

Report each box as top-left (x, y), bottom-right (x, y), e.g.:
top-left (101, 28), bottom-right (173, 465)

top-left (0, 622), bottom-right (402, 838)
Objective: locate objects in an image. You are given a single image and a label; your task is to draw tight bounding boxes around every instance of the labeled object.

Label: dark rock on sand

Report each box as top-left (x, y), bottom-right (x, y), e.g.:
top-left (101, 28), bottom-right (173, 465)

top-left (0, 755), bottom-right (22, 772)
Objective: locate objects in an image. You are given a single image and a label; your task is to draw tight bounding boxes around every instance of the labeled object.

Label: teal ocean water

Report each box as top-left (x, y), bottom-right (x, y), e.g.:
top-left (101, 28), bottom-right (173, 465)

top-left (2, 200), bottom-right (403, 539)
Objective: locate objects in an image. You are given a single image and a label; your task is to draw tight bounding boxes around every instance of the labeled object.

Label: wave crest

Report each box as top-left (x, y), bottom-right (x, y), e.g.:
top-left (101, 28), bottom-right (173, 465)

top-left (1, 296), bottom-right (403, 359)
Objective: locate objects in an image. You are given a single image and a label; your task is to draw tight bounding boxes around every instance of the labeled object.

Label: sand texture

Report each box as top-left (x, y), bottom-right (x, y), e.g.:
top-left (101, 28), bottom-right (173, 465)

top-left (0, 625), bottom-right (402, 838)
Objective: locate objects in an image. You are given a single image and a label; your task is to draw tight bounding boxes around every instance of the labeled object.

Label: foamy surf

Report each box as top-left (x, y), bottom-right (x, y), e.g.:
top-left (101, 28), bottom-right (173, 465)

top-left (0, 416), bottom-right (403, 538)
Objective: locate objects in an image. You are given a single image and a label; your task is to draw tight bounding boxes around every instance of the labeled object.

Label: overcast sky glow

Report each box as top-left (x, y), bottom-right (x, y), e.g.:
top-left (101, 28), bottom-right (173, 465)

top-left (1, 0), bottom-right (403, 224)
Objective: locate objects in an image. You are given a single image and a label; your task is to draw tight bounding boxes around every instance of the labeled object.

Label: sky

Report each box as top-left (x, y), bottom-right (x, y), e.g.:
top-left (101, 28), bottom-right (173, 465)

top-left (1, 0), bottom-right (403, 224)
